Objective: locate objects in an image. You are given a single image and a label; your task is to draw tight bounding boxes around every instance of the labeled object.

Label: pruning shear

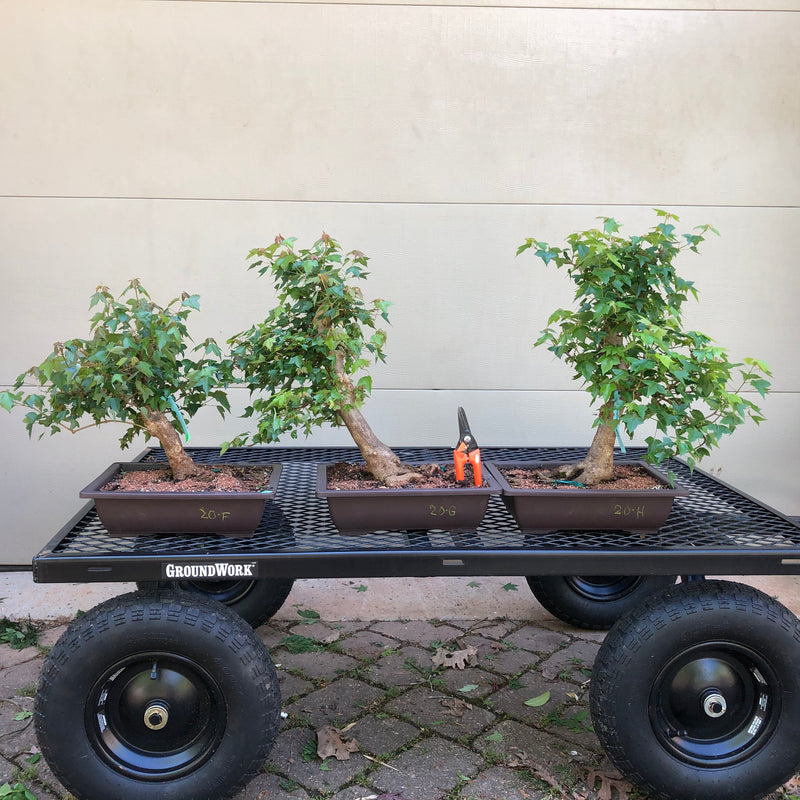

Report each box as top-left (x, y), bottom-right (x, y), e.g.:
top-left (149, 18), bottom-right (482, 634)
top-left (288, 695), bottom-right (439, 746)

top-left (453, 407), bottom-right (482, 486)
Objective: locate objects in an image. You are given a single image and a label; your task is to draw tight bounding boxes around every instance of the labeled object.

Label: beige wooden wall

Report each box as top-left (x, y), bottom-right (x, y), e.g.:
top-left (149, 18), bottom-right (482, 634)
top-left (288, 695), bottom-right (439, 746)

top-left (1, 0), bottom-right (798, 564)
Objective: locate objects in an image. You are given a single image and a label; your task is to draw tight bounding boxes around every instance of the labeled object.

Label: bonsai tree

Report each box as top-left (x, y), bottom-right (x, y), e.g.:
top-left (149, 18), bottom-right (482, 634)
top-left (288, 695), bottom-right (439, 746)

top-left (0, 279), bottom-right (231, 481)
top-left (518, 211), bottom-right (771, 485)
top-left (229, 233), bottom-right (422, 486)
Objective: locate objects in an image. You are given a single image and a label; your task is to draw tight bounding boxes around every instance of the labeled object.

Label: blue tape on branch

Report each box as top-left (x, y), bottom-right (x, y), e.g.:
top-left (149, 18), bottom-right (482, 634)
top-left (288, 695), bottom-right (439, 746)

top-left (167, 394), bottom-right (190, 443)
top-left (613, 390), bottom-right (627, 454)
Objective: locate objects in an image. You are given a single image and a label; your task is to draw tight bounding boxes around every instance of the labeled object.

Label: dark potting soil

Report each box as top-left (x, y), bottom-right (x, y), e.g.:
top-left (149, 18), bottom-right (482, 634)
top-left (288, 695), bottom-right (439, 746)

top-left (501, 464), bottom-right (664, 491)
top-left (326, 461), bottom-right (486, 490)
top-left (102, 465), bottom-right (276, 493)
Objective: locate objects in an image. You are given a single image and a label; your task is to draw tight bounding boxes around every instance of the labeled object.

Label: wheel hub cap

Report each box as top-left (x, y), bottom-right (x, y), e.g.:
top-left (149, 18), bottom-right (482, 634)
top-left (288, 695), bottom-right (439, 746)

top-left (566, 575), bottom-right (642, 602)
top-left (87, 653), bottom-right (226, 780)
top-left (650, 642), bottom-right (777, 767)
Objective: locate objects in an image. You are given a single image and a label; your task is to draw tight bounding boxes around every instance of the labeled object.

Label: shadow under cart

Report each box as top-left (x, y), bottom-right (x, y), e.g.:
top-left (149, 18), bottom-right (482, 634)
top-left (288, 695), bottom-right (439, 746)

top-left (32, 445), bottom-right (800, 800)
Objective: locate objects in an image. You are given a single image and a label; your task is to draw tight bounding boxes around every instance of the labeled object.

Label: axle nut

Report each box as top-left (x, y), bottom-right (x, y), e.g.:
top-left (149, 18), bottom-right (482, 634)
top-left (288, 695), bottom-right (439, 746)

top-left (144, 702), bottom-right (169, 730)
top-left (702, 692), bottom-right (727, 718)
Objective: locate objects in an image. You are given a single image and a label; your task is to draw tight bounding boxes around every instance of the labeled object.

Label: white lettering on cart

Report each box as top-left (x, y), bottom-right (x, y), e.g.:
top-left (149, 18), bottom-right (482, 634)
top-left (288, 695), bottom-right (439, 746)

top-left (163, 562), bottom-right (257, 579)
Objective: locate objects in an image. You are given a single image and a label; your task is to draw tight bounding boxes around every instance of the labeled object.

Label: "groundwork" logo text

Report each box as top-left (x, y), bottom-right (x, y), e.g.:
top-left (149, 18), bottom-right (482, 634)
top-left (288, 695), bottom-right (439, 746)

top-left (162, 562), bottom-right (258, 579)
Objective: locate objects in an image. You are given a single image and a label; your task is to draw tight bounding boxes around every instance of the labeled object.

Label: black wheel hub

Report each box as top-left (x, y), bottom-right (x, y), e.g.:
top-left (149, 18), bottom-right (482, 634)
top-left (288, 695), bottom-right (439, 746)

top-left (650, 642), bottom-right (777, 767)
top-left (565, 575), bottom-right (642, 602)
top-left (87, 652), bottom-right (226, 780)
top-left (177, 578), bottom-right (255, 605)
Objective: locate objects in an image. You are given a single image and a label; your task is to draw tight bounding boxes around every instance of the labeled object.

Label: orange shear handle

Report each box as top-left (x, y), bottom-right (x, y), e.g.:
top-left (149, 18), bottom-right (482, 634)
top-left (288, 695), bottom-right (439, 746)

top-left (454, 445), bottom-right (482, 486)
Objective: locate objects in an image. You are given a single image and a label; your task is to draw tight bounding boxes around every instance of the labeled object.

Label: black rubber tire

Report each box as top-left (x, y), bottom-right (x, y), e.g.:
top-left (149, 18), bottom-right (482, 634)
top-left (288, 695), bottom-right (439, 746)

top-left (35, 590), bottom-right (281, 800)
top-left (526, 574), bottom-right (678, 630)
top-left (136, 577), bottom-right (294, 628)
top-left (590, 580), bottom-right (800, 800)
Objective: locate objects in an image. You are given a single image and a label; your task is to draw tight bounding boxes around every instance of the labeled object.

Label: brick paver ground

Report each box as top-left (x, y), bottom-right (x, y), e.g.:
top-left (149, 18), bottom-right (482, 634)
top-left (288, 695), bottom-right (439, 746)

top-left (1, 612), bottom-right (797, 800)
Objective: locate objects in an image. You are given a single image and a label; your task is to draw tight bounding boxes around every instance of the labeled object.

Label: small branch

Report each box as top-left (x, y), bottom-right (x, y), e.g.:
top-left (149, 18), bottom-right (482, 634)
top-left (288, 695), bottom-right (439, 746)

top-left (53, 419), bottom-right (143, 436)
top-left (361, 754), bottom-right (400, 772)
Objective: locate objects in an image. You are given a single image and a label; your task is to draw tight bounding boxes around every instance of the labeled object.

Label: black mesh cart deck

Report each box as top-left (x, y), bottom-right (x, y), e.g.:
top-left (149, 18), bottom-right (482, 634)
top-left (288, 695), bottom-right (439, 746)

top-left (33, 446), bottom-right (800, 584)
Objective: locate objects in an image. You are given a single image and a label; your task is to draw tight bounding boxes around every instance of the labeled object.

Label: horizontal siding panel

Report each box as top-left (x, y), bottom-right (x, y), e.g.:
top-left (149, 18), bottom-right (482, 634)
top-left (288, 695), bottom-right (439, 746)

top-left (2, 199), bottom-right (797, 392)
top-left (182, 2), bottom-right (800, 9)
top-left (1, 3), bottom-right (798, 204)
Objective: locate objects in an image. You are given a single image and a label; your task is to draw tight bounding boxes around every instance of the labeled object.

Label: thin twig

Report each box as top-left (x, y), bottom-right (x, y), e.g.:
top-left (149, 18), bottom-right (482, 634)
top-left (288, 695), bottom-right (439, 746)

top-left (361, 754), bottom-right (400, 772)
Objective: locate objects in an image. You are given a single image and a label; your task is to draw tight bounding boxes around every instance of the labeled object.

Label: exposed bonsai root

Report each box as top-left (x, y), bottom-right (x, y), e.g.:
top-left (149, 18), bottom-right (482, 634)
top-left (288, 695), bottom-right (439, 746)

top-left (575, 464), bottom-right (615, 486)
top-left (554, 462), bottom-right (586, 481)
top-left (382, 468), bottom-right (426, 488)
top-left (554, 460), bottom-right (615, 486)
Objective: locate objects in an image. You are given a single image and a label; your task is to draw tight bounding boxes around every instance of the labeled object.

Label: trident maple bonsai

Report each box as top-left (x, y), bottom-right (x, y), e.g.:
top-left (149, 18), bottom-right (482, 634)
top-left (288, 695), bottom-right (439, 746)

top-left (0, 279), bottom-right (231, 481)
top-left (518, 211), bottom-right (771, 485)
top-left (229, 233), bottom-right (422, 486)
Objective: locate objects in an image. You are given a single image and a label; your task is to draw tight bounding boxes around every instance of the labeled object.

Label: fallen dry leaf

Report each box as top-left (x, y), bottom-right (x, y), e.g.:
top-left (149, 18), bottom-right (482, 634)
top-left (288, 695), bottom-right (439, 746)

top-left (440, 697), bottom-right (473, 718)
top-left (432, 646), bottom-right (479, 670)
top-left (782, 776), bottom-right (800, 795)
top-left (504, 748), bottom-right (587, 800)
top-left (541, 660), bottom-right (564, 681)
top-left (316, 725), bottom-right (360, 761)
top-left (585, 769), bottom-right (632, 800)
top-left (504, 747), bottom-right (530, 768)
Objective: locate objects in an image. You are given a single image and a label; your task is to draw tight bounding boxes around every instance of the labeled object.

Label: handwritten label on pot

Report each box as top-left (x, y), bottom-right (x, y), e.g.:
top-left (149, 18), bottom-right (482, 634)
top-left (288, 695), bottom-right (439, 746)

top-left (613, 504), bottom-right (646, 519)
top-left (162, 561), bottom-right (258, 580)
top-left (199, 507), bottom-right (231, 521)
top-left (429, 504), bottom-right (457, 518)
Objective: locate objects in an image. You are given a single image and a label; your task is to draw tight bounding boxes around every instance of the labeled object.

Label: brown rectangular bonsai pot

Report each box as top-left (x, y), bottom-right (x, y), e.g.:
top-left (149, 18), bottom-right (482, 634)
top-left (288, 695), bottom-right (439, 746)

top-left (80, 462), bottom-right (283, 538)
top-left (484, 461), bottom-right (688, 537)
top-left (316, 463), bottom-right (502, 536)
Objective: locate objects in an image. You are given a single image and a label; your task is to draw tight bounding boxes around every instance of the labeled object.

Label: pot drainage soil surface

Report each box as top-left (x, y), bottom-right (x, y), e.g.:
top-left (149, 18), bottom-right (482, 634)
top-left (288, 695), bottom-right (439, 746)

top-left (500, 464), bottom-right (665, 491)
top-left (101, 464), bottom-right (277, 493)
top-left (326, 461), bottom-right (483, 490)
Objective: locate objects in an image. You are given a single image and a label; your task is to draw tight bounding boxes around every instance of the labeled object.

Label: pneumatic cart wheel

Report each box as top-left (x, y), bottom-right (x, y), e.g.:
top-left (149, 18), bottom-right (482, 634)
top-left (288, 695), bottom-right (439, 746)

top-left (590, 580), bottom-right (800, 800)
top-left (137, 577), bottom-right (295, 628)
top-left (526, 574), bottom-right (677, 630)
top-left (35, 590), bottom-right (281, 800)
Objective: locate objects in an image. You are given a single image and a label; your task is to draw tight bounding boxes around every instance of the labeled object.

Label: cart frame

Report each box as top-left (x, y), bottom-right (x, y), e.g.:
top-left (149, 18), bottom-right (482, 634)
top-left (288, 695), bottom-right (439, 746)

top-left (33, 445), bottom-right (800, 585)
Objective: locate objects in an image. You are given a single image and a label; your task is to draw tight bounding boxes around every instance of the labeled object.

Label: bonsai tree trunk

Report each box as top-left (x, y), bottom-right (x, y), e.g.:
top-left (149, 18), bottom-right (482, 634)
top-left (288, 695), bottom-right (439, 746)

top-left (142, 410), bottom-right (201, 481)
top-left (557, 404), bottom-right (616, 485)
top-left (557, 332), bottom-right (623, 485)
top-left (333, 352), bottom-right (422, 487)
